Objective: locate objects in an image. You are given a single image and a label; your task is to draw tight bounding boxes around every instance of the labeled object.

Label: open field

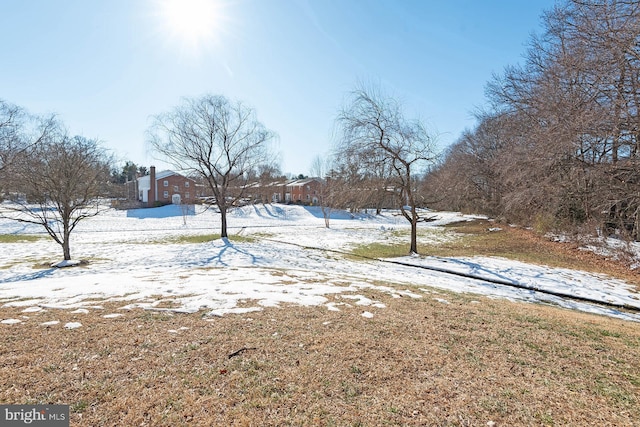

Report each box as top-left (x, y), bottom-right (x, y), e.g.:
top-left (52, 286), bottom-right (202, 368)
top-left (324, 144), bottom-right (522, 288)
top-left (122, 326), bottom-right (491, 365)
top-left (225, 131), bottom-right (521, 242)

top-left (1, 291), bottom-right (639, 426)
top-left (1, 205), bottom-right (640, 425)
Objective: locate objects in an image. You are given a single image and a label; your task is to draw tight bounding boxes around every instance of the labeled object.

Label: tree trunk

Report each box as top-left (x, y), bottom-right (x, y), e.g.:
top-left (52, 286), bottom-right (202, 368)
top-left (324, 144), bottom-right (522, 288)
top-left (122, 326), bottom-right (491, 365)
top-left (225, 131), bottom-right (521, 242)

top-left (220, 207), bottom-right (228, 238)
top-left (321, 206), bottom-right (331, 228)
top-left (410, 219), bottom-right (418, 254)
top-left (62, 231), bottom-right (71, 260)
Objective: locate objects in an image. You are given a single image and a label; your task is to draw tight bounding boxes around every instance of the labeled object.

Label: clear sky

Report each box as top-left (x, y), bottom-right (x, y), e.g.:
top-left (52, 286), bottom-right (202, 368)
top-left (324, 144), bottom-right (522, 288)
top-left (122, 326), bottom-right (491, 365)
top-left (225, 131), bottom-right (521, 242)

top-left (1, 0), bottom-right (556, 176)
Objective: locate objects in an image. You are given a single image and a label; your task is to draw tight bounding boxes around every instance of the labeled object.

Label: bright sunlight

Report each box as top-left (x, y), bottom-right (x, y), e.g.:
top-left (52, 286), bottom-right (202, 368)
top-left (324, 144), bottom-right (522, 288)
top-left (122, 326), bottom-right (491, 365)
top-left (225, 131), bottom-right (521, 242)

top-left (156, 0), bottom-right (223, 54)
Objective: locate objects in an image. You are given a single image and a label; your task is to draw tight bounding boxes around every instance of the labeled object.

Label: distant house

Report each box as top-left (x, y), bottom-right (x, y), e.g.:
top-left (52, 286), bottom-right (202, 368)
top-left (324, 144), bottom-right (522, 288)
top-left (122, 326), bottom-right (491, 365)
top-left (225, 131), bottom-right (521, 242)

top-left (137, 166), bottom-right (196, 207)
top-left (242, 179), bottom-right (289, 204)
top-left (284, 178), bottom-right (324, 205)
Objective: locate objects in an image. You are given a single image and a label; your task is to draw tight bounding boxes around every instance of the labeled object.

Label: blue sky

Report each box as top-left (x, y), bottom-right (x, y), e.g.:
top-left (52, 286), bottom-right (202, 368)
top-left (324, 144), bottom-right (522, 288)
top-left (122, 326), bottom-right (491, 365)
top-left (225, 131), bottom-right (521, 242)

top-left (1, 0), bottom-right (556, 175)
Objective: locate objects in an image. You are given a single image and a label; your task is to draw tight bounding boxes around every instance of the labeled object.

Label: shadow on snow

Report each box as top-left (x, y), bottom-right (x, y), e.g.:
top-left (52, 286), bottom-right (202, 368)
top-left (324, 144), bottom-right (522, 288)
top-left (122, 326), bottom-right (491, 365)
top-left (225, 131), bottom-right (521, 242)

top-left (127, 205), bottom-right (195, 219)
top-left (0, 268), bottom-right (57, 284)
top-left (186, 238), bottom-right (262, 268)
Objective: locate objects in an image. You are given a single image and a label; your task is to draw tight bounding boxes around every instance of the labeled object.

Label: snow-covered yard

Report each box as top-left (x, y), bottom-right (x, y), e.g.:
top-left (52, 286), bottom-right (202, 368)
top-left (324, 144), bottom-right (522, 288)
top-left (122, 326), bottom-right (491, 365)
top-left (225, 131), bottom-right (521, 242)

top-left (1, 204), bottom-right (639, 323)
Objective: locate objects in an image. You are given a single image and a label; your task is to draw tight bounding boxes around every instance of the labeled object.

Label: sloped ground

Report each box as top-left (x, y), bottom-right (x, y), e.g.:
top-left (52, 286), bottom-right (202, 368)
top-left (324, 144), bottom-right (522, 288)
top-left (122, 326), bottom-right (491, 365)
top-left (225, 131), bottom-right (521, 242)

top-left (1, 291), bottom-right (639, 426)
top-left (1, 205), bottom-right (639, 321)
top-left (2, 205), bottom-right (640, 425)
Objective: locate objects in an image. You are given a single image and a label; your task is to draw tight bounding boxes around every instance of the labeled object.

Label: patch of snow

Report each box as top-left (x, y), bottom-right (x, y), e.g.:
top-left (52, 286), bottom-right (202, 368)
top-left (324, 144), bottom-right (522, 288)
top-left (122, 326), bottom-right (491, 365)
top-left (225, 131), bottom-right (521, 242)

top-left (341, 295), bottom-right (377, 306)
top-left (326, 302), bottom-right (341, 312)
top-left (207, 307), bottom-right (263, 317)
top-left (64, 322), bottom-right (82, 329)
top-left (361, 311), bottom-right (374, 318)
top-left (1, 318), bottom-right (22, 324)
top-left (51, 260), bottom-right (82, 268)
top-left (3, 299), bottom-right (44, 308)
top-left (103, 313), bottom-right (123, 319)
top-left (40, 321), bottom-right (60, 326)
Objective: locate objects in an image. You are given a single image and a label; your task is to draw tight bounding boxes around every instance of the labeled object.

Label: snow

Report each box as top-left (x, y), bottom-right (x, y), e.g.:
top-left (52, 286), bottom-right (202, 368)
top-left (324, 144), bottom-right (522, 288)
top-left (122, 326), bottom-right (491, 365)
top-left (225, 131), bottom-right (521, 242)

top-left (64, 322), bottom-right (82, 329)
top-left (103, 313), bottom-right (123, 319)
top-left (51, 260), bottom-right (82, 268)
top-left (40, 321), bottom-right (60, 327)
top-left (0, 203), bottom-right (639, 324)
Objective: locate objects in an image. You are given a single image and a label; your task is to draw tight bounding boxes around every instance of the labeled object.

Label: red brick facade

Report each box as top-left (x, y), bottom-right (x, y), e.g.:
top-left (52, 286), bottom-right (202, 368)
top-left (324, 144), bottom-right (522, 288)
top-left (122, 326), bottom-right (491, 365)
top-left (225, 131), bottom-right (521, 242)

top-left (140, 166), bottom-right (196, 207)
top-left (285, 178), bottom-right (323, 205)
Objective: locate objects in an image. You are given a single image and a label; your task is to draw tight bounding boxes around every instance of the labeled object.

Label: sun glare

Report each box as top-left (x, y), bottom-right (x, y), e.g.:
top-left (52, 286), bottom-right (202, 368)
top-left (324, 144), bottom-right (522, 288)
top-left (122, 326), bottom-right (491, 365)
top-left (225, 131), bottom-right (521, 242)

top-left (157, 0), bottom-right (222, 54)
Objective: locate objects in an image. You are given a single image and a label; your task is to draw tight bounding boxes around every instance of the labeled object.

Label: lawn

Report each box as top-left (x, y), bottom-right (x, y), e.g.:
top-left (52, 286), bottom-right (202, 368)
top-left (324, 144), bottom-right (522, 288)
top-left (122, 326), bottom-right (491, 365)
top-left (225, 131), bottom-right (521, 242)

top-left (1, 210), bottom-right (640, 426)
top-left (1, 291), bottom-right (638, 426)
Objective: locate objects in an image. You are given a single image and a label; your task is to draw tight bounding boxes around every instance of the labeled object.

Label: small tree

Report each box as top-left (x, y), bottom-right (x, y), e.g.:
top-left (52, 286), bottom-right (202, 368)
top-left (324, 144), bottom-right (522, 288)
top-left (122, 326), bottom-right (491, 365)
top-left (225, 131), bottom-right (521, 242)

top-left (310, 155), bottom-right (334, 228)
top-left (1, 125), bottom-right (112, 262)
top-left (148, 94), bottom-right (277, 238)
top-left (336, 85), bottom-right (438, 254)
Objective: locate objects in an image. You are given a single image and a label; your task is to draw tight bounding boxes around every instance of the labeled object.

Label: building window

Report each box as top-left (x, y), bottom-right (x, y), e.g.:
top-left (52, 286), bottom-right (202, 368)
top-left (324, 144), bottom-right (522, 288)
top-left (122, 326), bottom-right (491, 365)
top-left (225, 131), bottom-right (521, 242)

top-left (185, 192), bottom-right (190, 199)
top-left (184, 181), bottom-right (190, 188)
top-left (173, 185), bottom-right (179, 192)
top-left (163, 191), bottom-right (169, 198)
top-left (163, 180), bottom-right (168, 187)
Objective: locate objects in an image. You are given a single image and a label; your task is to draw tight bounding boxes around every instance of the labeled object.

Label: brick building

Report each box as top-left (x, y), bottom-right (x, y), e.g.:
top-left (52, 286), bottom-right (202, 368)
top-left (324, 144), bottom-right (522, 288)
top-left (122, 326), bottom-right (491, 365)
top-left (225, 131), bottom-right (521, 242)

top-left (137, 166), bottom-right (196, 207)
top-left (284, 178), bottom-right (323, 205)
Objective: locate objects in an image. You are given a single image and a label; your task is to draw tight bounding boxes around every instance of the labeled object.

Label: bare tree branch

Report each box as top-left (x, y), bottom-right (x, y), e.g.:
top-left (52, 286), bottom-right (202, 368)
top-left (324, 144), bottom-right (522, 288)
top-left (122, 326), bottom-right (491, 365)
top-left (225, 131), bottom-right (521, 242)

top-left (147, 94), bottom-right (278, 238)
top-left (336, 84), bottom-right (438, 254)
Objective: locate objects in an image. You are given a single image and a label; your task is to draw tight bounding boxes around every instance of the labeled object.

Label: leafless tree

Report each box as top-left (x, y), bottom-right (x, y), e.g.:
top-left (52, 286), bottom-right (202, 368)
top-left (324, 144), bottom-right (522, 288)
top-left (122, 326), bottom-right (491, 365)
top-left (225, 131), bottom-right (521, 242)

top-left (0, 100), bottom-right (23, 175)
top-left (431, 0), bottom-right (640, 240)
top-left (1, 123), bottom-right (113, 262)
top-left (147, 94), bottom-right (277, 238)
top-left (336, 85), bottom-right (438, 254)
top-left (246, 163), bottom-right (283, 204)
top-left (310, 154), bottom-right (346, 228)
top-left (0, 100), bottom-right (56, 191)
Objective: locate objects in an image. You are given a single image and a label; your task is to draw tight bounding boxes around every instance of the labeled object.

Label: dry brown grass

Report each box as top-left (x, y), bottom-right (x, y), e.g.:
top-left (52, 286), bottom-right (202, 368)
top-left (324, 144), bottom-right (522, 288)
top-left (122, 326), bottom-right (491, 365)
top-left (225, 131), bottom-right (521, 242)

top-left (1, 291), bottom-right (639, 426)
top-left (354, 219), bottom-right (640, 288)
top-left (2, 221), bottom-right (640, 426)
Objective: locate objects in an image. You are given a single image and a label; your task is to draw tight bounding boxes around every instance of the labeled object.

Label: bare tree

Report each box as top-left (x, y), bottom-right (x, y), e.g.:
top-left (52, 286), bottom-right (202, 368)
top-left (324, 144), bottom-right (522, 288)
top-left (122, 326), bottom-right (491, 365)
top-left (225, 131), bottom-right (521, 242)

top-left (310, 154), bottom-right (342, 228)
top-left (147, 94), bottom-right (277, 238)
top-left (0, 100), bottom-right (23, 175)
top-left (0, 100), bottom-right (56, 188)
top-left (336, 85), bottom-right (438, 254)
top-left (247, 162), bottom-right (283, 204)
top-left (1, 124), bottom-right (112, 263)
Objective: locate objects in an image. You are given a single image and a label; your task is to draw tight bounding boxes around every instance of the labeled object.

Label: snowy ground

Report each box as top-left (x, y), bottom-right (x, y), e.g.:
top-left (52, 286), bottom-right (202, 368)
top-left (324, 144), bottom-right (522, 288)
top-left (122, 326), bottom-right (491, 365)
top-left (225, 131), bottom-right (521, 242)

top-left (1, 204), bottom-right (639, 324)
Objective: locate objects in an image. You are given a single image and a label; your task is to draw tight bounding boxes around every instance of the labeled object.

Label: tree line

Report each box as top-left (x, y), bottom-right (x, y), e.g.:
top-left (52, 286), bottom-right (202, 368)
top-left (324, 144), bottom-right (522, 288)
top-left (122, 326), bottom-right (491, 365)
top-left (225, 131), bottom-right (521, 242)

top-left (426, 0), bottom-right (640, 240)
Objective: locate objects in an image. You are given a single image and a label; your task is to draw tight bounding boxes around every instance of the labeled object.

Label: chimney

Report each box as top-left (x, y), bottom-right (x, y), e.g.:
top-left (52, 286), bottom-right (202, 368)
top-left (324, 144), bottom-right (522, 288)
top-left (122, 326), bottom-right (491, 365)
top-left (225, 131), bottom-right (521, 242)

top-left (149, 166), bottom-right (156, 207)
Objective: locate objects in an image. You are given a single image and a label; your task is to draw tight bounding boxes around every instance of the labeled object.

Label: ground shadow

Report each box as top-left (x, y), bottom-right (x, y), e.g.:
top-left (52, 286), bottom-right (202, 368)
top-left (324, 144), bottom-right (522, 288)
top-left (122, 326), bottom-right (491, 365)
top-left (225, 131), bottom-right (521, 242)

top-left (0, 268), bottom-right (57, 284)
top-left (127, 205), bottom-right (195, 219)
top-left (190, 238), bottom-right (262, 267)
